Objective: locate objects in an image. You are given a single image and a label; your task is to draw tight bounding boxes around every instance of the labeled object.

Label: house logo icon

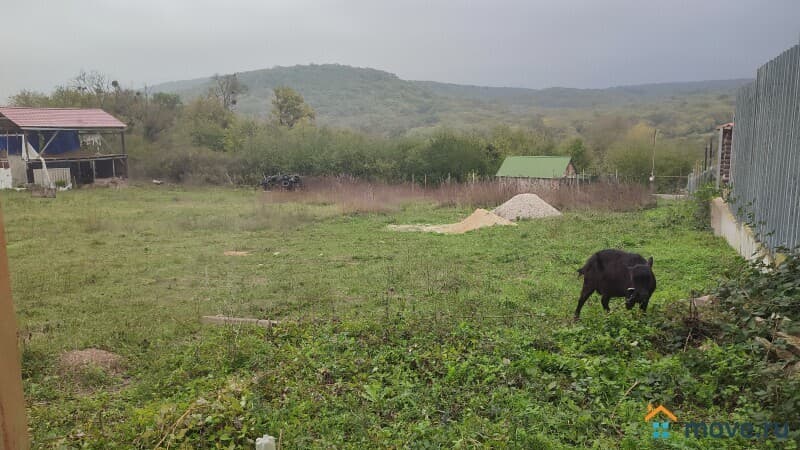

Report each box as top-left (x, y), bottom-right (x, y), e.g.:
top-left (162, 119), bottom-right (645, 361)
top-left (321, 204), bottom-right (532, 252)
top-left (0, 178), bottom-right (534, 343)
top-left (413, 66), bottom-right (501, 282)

top-left (644, 404), bottom-right (678, 439)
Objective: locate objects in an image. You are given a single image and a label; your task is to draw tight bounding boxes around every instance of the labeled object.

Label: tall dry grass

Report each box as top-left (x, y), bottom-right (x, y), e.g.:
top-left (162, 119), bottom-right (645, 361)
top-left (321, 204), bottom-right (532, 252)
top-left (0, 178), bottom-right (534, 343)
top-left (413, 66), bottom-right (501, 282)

top-left (259, 177), bottom-right (655, 213)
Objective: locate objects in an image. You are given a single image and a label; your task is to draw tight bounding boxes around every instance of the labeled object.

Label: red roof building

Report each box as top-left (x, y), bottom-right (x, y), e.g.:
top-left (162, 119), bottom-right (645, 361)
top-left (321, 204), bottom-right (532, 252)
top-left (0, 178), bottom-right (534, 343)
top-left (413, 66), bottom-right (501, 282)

top-left (0, 107), bottom-right (126, 130)
top-left (0, 107), bottom-right (127, 187)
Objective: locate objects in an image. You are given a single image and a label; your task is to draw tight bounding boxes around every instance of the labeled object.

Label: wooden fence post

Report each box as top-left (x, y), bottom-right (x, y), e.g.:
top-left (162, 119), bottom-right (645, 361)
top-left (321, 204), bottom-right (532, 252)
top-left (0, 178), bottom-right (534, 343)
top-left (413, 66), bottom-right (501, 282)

top-left (0, 203), bottom-right (30, 450)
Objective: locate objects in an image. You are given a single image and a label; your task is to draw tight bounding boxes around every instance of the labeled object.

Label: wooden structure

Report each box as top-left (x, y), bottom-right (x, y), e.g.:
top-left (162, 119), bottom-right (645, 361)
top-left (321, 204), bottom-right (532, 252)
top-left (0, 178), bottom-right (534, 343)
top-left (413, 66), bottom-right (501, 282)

top-left (0, 204), bottom-right (30, 449)
top-left (0, 107), bottom-right (127, 187)
top-left (201, 315), bottom-right (279, 328)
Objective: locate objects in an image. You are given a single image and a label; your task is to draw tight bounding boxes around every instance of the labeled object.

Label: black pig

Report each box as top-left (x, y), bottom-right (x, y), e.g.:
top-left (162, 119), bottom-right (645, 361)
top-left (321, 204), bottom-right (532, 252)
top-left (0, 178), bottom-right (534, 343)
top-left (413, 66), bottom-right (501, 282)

top-left (574, 249), bottom-right (656, 319)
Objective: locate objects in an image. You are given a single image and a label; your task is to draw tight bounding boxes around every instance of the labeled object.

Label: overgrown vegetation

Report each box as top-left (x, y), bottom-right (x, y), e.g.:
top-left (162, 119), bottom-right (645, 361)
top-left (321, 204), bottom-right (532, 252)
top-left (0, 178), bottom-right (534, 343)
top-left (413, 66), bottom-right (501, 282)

top-left (653, 246), bottom-right (800, 435)
top-left (690, 183), bottom-right (722, 230)
top-left (8, 187), bottom-right (797, 448)
top-left (8, 68), bottom-right (729, 190)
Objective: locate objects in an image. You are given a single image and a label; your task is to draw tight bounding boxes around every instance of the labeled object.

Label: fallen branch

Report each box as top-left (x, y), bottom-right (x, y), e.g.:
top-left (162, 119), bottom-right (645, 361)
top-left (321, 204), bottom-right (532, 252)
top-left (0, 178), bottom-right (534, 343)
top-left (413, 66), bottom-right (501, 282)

top-left (154, 403), bottom-right (195, 450)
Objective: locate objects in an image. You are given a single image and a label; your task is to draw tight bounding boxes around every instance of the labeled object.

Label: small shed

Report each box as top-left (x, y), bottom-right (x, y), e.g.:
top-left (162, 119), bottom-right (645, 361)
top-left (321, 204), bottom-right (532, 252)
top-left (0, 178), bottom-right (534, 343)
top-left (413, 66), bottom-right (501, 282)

top-left (496, 156), bottom-right (576, 188)
top-left (0, 107), bottom-right (127, 188)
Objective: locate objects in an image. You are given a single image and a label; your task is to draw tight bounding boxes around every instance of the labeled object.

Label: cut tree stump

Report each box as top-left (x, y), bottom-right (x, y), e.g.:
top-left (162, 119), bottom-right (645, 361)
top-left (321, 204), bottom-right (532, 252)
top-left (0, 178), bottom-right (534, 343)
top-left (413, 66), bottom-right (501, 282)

top-left (201, 315), bottom-right (278, 328)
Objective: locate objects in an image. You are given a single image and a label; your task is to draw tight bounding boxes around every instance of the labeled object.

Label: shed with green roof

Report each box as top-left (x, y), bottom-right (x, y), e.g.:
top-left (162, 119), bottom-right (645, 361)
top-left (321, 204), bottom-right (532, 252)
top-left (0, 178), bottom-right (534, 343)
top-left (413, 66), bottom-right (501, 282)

top-left (495, 156), bottom-right (576, 180)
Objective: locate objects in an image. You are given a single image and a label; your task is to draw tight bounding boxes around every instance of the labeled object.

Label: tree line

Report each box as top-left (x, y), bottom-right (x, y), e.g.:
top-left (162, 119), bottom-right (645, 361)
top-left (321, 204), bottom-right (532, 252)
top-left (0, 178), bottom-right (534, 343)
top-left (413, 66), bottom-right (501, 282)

top-left (8, 71), bottom-right (706, 188)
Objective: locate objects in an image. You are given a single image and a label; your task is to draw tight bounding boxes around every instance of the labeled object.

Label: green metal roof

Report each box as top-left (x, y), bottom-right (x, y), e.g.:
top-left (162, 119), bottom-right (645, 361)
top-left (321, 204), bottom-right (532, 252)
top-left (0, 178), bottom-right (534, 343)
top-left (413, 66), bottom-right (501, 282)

top-left (495, 156), bottom-right (572, 179)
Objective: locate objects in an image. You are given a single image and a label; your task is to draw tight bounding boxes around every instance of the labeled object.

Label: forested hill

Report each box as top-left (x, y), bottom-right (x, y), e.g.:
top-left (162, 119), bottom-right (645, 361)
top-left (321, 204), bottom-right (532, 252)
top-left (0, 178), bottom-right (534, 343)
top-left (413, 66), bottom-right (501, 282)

top-left (152, 64), bottom-right (749, 135)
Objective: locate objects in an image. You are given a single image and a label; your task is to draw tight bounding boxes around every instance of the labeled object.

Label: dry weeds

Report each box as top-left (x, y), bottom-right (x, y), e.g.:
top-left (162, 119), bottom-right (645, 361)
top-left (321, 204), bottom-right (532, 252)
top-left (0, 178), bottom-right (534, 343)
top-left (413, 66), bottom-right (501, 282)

top-left (59, 348), bottom-right (124, 376)
top-left (259, 177), bottom-right (655, 213)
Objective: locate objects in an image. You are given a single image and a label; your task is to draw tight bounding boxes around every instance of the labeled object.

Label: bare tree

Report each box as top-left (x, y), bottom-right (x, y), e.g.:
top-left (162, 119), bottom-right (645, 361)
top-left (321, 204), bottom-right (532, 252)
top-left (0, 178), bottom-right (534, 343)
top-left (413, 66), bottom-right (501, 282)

top-left (72, 70), bottom-right (111, 95)
top-left (211, 73), bottom-right (248, 110)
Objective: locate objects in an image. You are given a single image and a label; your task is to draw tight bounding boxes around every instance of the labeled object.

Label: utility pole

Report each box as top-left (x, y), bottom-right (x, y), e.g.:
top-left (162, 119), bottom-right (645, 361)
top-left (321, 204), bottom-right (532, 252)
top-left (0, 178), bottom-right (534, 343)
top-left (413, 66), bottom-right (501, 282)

top-left (649, 129), bottom-right (658, 190)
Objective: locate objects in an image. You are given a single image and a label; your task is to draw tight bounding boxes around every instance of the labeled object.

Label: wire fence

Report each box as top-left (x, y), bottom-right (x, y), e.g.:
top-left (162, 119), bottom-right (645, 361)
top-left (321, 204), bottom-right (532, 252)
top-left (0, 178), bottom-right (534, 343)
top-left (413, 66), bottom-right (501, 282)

top-left (730, 43), bottom-right (800, 252)
top-left (686, 168), bottom-right (714, 194)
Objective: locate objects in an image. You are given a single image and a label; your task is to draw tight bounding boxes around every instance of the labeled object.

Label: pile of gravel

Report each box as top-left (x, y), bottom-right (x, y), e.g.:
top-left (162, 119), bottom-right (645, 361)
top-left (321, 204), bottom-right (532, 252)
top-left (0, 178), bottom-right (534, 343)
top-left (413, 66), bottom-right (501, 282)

top-left (493, 193), bottom-right (561, 221)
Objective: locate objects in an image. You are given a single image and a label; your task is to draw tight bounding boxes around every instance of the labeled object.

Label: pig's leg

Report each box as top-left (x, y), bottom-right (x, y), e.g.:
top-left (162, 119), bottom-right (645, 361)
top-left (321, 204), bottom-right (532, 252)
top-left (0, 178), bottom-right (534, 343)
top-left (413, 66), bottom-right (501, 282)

top-left (601, 295), bottom-right (611, 312)
top-left (574, 285), bottom-right (595, 320)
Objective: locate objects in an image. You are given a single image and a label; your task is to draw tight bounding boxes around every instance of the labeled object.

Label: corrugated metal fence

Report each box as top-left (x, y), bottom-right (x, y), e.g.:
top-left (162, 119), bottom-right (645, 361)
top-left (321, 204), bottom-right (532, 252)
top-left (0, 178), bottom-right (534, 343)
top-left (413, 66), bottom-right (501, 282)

top-left (731, 43), bottom-right (800, 252)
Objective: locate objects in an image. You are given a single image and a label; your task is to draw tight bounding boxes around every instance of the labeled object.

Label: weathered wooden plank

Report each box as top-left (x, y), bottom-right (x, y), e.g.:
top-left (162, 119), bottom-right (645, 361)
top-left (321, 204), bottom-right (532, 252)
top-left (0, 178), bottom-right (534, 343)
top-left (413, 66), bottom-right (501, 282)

top-left (201, 315), bottom-right (279, 328)
top-left (0, 203), bottom-right (30, 450)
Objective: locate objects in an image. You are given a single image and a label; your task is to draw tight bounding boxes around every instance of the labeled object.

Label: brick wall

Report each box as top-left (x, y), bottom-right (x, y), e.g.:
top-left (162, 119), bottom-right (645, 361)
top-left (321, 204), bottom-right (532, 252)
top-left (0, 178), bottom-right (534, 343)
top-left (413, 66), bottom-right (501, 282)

top-left (719, 128), bottom-right (732, 184)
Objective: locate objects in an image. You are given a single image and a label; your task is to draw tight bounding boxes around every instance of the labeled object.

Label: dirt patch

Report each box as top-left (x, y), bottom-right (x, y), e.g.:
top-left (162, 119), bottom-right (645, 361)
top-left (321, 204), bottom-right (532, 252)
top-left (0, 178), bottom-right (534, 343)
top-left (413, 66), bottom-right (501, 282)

top-left (388, 208), bottom-right (515, 234)
top-left (59, 348), bottom-right (124, 376)
top-left (30, 185), bottom-right (57, 198)
top-left (492, 193), bottom-right (561, 221)
top-left (224, 250), bottom-right (251, 256)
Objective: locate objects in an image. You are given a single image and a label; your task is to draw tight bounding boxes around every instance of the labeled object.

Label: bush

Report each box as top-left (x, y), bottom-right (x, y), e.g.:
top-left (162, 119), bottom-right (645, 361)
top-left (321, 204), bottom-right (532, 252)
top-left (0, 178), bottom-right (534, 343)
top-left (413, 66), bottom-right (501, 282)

top-left (654, 247), bottom-right (800, 426)
top-left (690, 183), bottom-right (721, 230)
top-left (132, 143), bottom-right (242, 184)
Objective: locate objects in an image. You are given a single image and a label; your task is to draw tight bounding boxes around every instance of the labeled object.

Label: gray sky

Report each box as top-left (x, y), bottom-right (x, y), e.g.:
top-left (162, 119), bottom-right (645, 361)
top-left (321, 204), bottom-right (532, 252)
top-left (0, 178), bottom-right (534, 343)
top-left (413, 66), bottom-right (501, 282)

top-left (2, 0), bottom-right (799, 101)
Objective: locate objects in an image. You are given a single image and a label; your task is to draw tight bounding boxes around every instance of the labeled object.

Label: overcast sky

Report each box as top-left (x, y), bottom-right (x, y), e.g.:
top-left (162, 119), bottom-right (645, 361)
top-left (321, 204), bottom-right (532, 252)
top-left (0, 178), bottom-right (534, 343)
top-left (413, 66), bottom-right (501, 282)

top-left (2, 0), bottom-right (799, 101)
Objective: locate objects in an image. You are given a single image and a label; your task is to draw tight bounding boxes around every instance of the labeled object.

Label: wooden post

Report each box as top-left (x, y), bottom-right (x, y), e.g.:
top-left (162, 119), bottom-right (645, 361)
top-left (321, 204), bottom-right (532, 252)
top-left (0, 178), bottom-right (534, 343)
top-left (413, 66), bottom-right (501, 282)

top-left (21, 133), bottom-right (30, 184)
top-left (0, 203), bottom-right (30, 450)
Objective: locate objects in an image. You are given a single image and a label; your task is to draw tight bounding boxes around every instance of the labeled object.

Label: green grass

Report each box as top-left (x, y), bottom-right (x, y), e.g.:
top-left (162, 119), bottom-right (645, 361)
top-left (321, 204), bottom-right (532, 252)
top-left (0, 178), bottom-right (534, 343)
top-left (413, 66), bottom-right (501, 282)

top-left (5, 186), bottom-right (780, 449)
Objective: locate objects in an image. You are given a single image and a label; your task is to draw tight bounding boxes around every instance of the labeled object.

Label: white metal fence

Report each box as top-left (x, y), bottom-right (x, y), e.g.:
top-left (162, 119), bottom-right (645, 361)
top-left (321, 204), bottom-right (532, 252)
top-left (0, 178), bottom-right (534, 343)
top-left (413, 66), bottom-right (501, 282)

top-left (731, 43), bottom-right (800, 252)
top-left (33, 168), bottom-right (71, 187)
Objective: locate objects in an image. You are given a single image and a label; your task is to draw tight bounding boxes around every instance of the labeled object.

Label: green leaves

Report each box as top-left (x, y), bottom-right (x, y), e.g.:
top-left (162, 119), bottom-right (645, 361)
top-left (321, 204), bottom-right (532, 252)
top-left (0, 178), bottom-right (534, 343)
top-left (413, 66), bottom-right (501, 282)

top-left (272, 86), bottom-right (315, 129)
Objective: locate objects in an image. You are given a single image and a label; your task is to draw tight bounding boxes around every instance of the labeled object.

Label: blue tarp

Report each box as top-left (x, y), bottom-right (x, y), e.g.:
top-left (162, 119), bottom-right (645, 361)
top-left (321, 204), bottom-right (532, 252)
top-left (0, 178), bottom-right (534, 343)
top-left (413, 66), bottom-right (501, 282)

top-left (0, 131), bottom-right (80, 156)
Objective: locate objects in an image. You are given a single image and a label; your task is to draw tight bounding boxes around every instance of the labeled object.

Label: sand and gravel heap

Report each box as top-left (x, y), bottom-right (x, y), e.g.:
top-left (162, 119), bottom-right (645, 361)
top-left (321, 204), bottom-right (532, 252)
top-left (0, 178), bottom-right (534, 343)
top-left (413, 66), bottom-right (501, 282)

top-left (492, 193), bottom-right (561, 221)
top-left (388, 208), bottom-right (515, 234)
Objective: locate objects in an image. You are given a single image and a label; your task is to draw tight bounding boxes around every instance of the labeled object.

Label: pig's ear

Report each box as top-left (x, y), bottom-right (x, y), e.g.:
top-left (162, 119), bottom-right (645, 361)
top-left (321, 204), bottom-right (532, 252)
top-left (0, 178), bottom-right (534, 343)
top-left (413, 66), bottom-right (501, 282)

top-left (648, 257), bottom-right (654, 268)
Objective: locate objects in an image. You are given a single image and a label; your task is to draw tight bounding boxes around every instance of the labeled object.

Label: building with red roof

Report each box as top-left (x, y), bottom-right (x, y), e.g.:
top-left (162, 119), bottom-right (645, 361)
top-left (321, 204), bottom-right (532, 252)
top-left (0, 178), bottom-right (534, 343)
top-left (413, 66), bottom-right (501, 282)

top-left (0, 107), bottom-right (127, 188)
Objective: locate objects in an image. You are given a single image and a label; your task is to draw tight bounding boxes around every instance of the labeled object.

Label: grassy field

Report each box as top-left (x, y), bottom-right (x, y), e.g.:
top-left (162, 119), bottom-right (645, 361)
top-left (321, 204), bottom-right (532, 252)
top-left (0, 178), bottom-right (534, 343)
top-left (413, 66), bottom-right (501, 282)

top-left (3, 186), bottom-right (770, 448)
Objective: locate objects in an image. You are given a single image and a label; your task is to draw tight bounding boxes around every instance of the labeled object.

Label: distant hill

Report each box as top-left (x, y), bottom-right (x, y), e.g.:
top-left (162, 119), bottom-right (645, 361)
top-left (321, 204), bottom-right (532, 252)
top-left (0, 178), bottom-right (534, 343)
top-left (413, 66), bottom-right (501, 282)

top-left (152, 64), bottom-right (749, 135)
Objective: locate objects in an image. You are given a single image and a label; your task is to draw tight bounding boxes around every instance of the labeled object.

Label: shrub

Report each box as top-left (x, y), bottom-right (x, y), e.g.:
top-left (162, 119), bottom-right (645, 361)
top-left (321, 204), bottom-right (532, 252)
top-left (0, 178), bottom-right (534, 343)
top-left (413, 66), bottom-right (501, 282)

top-left (690, 183), bottom-right (721, 230)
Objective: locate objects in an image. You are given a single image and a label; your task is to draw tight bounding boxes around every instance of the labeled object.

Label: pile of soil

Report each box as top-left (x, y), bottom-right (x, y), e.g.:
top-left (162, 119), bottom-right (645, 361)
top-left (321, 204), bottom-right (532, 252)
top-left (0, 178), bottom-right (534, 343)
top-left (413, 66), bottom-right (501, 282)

top-left (388, 208), bottom-right (515, 234)
top-left (492, 193), bottom-right (561, 221)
